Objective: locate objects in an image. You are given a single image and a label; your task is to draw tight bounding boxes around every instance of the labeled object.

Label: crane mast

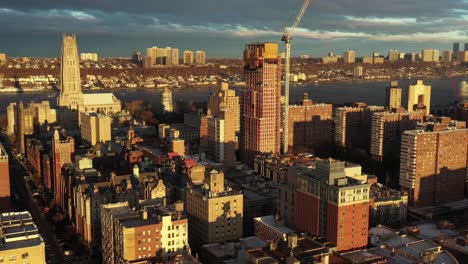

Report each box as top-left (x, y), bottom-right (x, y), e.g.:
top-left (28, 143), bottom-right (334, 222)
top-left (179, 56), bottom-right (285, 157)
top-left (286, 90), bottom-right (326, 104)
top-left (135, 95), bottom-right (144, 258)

top-left (282, 0), bottom-right (310, 154)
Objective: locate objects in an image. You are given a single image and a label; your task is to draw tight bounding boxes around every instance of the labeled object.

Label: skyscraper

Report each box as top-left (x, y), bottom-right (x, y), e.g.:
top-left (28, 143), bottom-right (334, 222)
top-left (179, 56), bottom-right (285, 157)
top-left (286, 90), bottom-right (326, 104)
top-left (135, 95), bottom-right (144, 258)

top-left (400, 117), bottom-right (468, 207)
top-left (453, 42), bottom-right (460, 58)
top-left (343, 50), bottom-right (356, 63)
top-left (207, 108), bottom-right (236, 167)
top-left (387, 50), bottom-right (400, 62)
top-left (79, 112), bottom-right (112, 146)
top-left (240, 43), bottom-right (281, 166)
top-left (161, 87), bottom-right (174, 113)
top-left (170, 48), bottom-right (179, 65)
top-left (421, 49), bottom-right (439, 62)
top-left (183, 50), bottom-right (194, 64)
top-left (58, 34), bottom-right (83, 110)
top-left (195, 50), bottom-right (206, 65)
top-left (442, 50), bottom-right (452, 63)
top-left (385, 81), bottom-right (402, 109)
top-left (407, 80), bottom-right (431, 115)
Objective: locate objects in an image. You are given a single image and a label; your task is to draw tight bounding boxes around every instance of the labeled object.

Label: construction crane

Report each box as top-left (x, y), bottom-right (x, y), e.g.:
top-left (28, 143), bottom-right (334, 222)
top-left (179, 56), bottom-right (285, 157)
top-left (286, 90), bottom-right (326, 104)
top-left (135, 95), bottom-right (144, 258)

top-left (281, 0), bottom-right (310, 154)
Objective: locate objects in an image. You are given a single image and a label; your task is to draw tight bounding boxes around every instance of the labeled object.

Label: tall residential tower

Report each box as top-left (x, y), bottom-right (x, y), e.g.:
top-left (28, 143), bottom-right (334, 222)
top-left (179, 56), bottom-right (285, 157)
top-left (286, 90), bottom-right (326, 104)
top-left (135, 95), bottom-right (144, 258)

top-left (240, 43), bottom-right (281, 166)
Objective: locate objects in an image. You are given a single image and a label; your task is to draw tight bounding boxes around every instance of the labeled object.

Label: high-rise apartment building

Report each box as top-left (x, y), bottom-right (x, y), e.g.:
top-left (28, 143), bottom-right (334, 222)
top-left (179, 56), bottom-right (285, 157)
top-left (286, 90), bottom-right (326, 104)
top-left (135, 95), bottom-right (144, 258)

top-left (388, 50), bottom-right (400, 62)
top-left (80, 52), bottom-right (98, 61)
top-left (0, 212), bottom-right (46, 263)
top-left (421, 49), bottom-right (439, 62)
top-left (52, 129), bottom-right (74, 206)
top-left (400, 118), bottom-right (468, 207)
top-left (343, 50), bottom-right (356, 63)
top-left (353, 66), bottom-right (363, 78)
top-left (0, 142), bottom-right (10, 211)
top-left (370, 109), bottom-right (425, 162)
top-left (385, 81), bottom-right (402, 110)
top-left (195, 51), bottom-right (206, 65)
top-left (240, 42), bottom-right (281, 166)
top-left (186, 170), bottom-right (243, 253)
top-left (183, 50), bottom-right (194, 64)
top-left (207, 108), bottom-right (236, 167)
top-left (453, 43), bottom-right (460, 58)
top-left (170, 48), bottom-right (179, 65)
top-left (457, 51), bottom-right (468, 62)
top-left (58, 34), bottom-right (83, 110)
top-left (207, 82), bottom-right (240, 133)
top-left (161, 87), bottom-right (174, 113)
top-left (0, 53), bottom-right (6, 62)
top-left (287, 93), bottom-right (333, 153)
top-left (294, 159), bottom-right (371, 251)
top-left (101, 202), bottom-right (189, 264)
top-left (334, 105), bottom-right (385, 151)
top-left (79, 112), bottom-right (112, 146)
top-left (442, 50), bottom-right (452, 63)
top-left (407, 80), bottom-right (431, 115)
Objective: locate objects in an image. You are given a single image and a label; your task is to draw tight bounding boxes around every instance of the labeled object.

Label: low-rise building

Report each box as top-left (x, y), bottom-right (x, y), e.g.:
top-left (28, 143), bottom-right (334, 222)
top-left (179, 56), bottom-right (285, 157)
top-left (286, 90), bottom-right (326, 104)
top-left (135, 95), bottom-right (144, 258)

top-left (0, 211), bottom-right (46, 264)
top-left (369, 183), bottom-right (408, 227)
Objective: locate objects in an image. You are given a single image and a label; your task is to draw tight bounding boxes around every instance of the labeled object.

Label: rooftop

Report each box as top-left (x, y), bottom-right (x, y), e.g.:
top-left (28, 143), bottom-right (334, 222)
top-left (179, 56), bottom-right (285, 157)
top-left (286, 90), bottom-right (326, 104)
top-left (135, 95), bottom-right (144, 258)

top-left (254, 215), bottom-right (294, 235)
top-left (82, 93), bottom-right (119, 106)
top-left (0, 211), bottom-right (44, 251)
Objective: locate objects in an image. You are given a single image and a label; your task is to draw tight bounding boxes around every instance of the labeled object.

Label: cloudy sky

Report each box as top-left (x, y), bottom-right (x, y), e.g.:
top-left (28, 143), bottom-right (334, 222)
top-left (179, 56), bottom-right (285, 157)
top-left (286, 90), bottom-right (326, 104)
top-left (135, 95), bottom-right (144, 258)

top-left (1, 0), bottom-right (468, 58)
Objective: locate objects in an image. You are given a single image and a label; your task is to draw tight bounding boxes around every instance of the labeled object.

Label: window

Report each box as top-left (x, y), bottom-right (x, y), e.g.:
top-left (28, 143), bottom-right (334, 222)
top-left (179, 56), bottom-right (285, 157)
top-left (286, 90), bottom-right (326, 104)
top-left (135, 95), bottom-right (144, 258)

top-left (22, 253), bottom-right (29, 259)
top-left (9, 256), bottom-right (16, 261)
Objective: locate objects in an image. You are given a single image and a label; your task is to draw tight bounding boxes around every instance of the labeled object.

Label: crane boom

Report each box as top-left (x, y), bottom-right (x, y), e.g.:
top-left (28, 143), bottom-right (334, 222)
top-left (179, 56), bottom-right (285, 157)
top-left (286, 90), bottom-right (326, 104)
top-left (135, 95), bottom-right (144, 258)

top-left (282, 0), bottom-right (311, 154)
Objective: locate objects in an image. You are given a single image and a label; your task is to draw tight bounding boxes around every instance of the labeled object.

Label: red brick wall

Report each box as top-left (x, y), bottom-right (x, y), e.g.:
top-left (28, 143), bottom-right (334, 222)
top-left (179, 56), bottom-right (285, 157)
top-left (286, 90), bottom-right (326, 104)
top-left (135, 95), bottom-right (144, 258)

top-left (295, 190), bottom-right (320, 235)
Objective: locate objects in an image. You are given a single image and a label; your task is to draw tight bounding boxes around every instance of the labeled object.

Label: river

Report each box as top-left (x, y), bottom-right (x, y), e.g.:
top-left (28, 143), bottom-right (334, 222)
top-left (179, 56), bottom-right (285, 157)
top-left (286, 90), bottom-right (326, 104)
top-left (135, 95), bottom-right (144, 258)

top-left (0, 77), bottom-right (466, 113)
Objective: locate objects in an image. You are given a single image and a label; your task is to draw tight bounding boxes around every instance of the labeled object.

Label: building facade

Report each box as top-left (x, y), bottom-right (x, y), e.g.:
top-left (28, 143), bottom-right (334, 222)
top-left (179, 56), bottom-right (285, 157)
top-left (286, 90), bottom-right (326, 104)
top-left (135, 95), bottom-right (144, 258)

top-left (407, 80), bottom-right (431, 115)
top-left (240, 42), bottom-right (281, 166)
top-left (186, 170), bottom-right (243, 253)
top-left (208, 82), bottom-right (240, 133)
top-left (287, 93), bottom-right (333, 153)
top-left (0, 143), bottom-right (10, 211)
top-left (334, 105), bottom-right (385, 151)
top-left (370, 109), bottom-right (425, 161)
top-left (294, 159), bottom-right (371, 251)
top-left (400, 118), bottom-right (468, 207)
top-left (58, 34), bottom-right (83, 111)
top-left (207, 109), bottom-right (236, 167)
top-left (79, 112), bottom-right (112, 146)
top-left (385, 81), bottom-right (402, 110)
top-left (183, 50), bottom-right (194, 65)
top-left (52, 129), bottom-right (75, 206)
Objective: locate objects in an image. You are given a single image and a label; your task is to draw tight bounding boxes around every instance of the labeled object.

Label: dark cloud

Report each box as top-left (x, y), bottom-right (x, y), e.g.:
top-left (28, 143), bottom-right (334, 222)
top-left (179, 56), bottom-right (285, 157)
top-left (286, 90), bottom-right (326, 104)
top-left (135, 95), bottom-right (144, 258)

top-left (1, 0), bottom-right (468, 57)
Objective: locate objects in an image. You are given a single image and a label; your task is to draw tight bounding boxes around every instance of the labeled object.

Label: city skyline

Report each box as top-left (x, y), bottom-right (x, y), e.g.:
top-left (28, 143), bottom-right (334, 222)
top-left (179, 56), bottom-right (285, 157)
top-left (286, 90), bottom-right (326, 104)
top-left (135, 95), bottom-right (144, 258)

top-left (2, 0), bottom-right (468, 57)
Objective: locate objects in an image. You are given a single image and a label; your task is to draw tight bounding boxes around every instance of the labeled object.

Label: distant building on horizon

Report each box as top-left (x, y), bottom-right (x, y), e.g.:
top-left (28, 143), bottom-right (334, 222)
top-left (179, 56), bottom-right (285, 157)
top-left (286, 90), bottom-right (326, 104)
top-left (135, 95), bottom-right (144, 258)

top-left (453, 42), bottom-right (460, 59)
top-left (421, 49), bottom-right (439, 62)
top-left (195, 50), bottom-right (206, 65)
top-left (442, 50), bottom-right (452, 63)
top-left (161, 87), bottom-right (174, 113)
top-left (80, 52), bottom-right (98, 61)
top-left (343, 50), bottom-right (356, 63)
top-left (183, 50), bottom-right (194, 64)
top-left (388, 50), bottom-right (399, 62)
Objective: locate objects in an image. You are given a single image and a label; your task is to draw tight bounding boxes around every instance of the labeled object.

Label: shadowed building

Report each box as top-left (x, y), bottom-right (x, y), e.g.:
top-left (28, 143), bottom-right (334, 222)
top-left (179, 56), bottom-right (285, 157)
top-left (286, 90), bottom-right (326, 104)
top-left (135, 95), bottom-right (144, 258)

top-left (0, 142), bottom-right (10, 211)
top-left (208, 82), bottom-right (240, 133)
top-left (240, 43), bottom-right (281, 166)
top-left (186, 170), bottom-right (243, 253)
top-left (400, 117), bottom-right (468, 207)
top-left (52, 129), bottom-right (74, 205)
top-left (287, 93), bottom-right (333, 154)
